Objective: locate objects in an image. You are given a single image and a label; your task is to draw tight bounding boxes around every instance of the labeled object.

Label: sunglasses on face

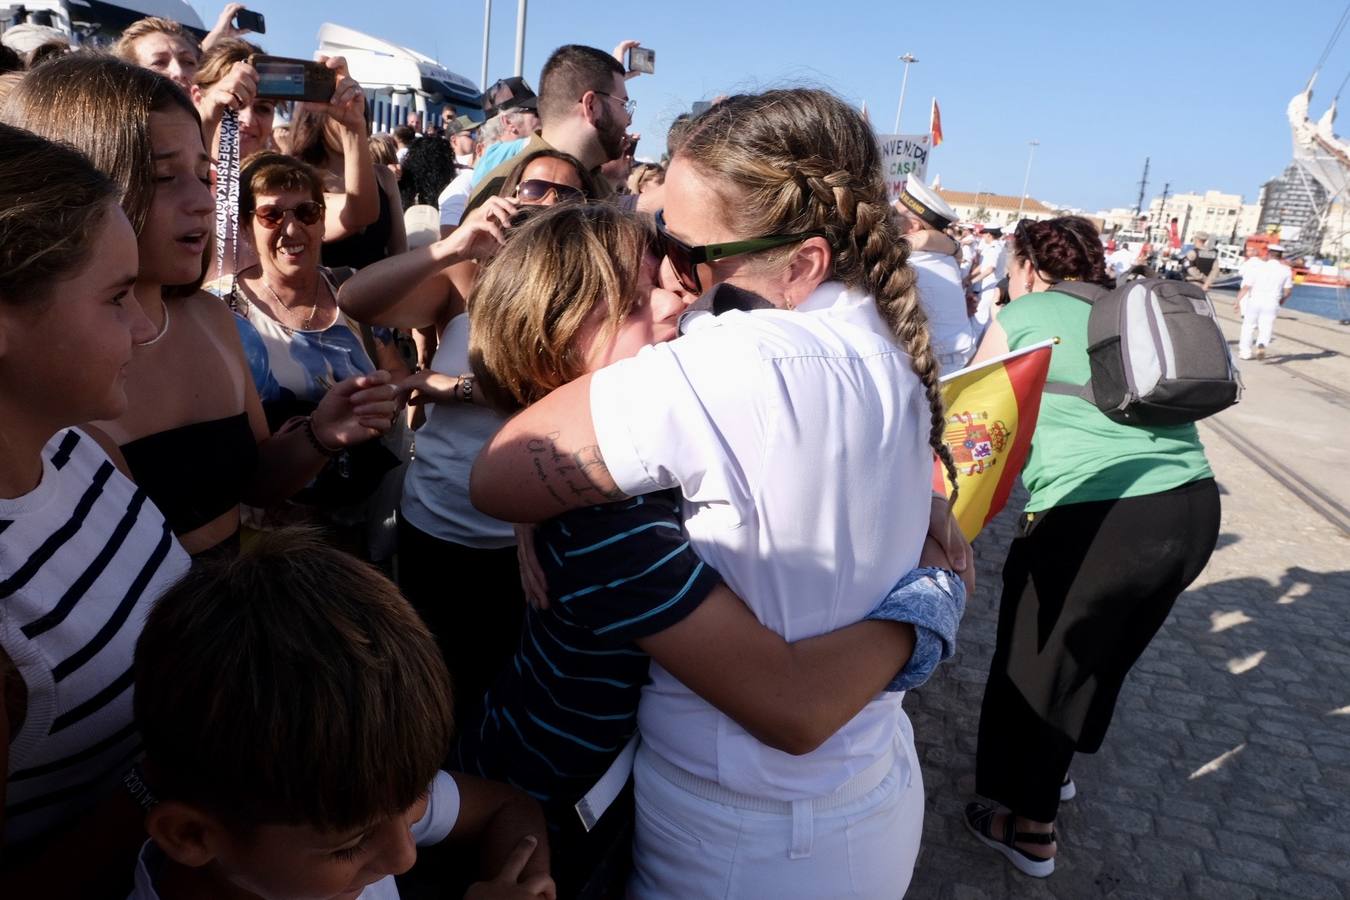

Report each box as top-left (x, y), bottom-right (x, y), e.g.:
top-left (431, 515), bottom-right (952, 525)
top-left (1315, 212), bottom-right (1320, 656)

top-left (515, 179), bottom-right (585, 204)
top-left (252, 201), bottom-right (325, 228)
top-left (653, 210), bottom-right (825, 295)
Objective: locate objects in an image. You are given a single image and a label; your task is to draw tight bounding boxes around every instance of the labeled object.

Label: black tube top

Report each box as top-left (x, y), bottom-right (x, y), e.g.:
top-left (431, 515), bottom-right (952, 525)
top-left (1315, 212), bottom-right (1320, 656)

top-left (120, 412), bottom-right (259, 539)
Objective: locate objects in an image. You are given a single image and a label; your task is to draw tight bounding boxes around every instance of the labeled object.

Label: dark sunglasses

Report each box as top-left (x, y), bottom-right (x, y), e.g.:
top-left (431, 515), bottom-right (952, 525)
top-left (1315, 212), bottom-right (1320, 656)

top-left (252, 201), bottom-right (325, 228)
top-left (654, 210), bottom-right (824, 294)
top-left (515, 179), bottom-right (585, 204)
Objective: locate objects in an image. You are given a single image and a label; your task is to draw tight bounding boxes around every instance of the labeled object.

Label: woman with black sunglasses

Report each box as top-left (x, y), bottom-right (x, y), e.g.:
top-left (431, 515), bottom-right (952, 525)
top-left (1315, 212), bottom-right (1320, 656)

top-left (337, 148), bottom-right (595, 725)
top-left (470, 88), bottom-right (969, 899)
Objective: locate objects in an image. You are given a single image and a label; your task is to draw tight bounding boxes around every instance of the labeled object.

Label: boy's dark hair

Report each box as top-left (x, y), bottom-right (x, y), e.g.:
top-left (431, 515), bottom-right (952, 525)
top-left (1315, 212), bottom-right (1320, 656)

top-left (537, 44), bottom-right (623, 126)
top-left (133, 528), bottom-right (453, 831)
top-left (393, 125), bottom-right (416, 146)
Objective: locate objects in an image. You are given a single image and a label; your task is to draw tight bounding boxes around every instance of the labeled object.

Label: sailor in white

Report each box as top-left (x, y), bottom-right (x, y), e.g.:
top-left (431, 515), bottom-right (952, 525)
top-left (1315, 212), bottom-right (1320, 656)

top-left (970, 226), bottom-right (1007, 339)
top-left (1236, 245), bottom-right (1294, 360)
top-left (895, 179), bottom-right (976, 371)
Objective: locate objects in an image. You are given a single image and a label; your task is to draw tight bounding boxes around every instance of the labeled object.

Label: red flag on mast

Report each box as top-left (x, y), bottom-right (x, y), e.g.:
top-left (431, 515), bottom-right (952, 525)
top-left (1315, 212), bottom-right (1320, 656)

top-left (930, 98), bottom-right (943, 147)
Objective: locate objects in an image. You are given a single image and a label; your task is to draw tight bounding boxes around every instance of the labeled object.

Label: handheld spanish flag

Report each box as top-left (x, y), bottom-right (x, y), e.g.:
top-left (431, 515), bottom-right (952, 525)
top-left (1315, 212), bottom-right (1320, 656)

top-left (932, 339), bottom-right (1055, 540)
top-left (930, 98), bottom-right (943, 148)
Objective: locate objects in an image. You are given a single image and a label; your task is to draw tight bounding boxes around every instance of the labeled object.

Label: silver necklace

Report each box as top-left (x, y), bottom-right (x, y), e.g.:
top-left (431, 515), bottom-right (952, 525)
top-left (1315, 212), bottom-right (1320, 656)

top-left (137, 300), bottom-right (171, 347)
top-left (259, 275), bottom-right (322, 331)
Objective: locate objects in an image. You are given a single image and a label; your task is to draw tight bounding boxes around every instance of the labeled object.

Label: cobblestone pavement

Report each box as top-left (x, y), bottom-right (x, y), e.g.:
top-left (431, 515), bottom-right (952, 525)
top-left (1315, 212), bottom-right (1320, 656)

top-left (905, 415), bottom-right (1350, 893)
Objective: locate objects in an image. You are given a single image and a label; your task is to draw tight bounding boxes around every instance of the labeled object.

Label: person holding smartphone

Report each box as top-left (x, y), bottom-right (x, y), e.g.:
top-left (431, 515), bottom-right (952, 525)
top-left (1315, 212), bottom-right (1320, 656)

top-left (287, 59), bottom-right (406, 269)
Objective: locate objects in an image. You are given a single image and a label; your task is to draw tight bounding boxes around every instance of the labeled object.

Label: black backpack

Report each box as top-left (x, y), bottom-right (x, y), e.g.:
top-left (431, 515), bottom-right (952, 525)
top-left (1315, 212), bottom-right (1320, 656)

top-left (1045, 278), bottom-right (1242, 426)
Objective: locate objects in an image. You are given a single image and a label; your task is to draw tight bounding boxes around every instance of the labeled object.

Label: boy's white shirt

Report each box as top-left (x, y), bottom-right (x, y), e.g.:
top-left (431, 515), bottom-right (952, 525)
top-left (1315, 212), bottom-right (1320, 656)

top-left (127, 771), bottom-right (460, 900)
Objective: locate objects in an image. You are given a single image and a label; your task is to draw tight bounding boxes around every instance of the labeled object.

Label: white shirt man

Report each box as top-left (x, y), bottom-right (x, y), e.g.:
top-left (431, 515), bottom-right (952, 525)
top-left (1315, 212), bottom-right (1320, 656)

top-left (1236, 250), bottom-right (1293, 359)
top-left (1106, 244), bottom-right (1135, 279)
top-left (894, 179), bottom-right (976, 370)
top-left (970, 231), bottom-right (1007, 337)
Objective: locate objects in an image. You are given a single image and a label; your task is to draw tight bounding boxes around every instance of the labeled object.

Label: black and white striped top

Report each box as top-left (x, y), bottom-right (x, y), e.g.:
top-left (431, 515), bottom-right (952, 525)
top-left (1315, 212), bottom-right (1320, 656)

top-left (1, 429), bottom-right (190, 848)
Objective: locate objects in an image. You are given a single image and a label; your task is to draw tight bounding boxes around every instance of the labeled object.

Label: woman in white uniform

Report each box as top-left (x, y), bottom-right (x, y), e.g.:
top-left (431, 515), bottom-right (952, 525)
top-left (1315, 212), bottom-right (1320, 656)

top-left (470, 88), bottom-right (961, 898)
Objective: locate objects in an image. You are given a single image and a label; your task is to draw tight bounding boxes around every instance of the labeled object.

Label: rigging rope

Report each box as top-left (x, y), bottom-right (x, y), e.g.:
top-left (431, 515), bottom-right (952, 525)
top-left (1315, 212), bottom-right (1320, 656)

top-left (1315, 1), bottom-right (1350, 76)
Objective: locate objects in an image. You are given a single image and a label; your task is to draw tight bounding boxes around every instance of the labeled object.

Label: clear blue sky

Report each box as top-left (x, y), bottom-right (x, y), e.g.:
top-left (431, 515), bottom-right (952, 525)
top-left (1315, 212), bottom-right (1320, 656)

top-left (190, 0), bottom-right (1337, 211)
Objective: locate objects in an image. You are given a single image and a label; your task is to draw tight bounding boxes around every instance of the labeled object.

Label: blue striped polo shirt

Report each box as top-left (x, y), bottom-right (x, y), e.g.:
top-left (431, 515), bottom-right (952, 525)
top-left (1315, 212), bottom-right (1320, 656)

top-left (452, 490), bottom-right (719, 826)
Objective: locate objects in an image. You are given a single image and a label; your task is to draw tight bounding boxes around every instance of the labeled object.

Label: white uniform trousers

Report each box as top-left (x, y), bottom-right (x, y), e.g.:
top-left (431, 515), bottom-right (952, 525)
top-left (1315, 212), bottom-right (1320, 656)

top-left (628, 713), bottom-right (925, 899)
top-left (1238, 303), bottom-right (1277, 357)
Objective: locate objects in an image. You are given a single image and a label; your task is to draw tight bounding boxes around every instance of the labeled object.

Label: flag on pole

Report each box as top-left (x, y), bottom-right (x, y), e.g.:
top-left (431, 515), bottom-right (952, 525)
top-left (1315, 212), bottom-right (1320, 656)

top-left (930, 98), bottom-right (944, 148)
top-left (932, 339), bottom-right (1055, 540)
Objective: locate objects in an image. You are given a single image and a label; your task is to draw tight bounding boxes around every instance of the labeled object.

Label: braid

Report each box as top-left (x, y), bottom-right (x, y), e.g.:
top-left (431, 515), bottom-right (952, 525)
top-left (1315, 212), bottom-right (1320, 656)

top-left (852, 188), bottom-right (959, 503)
top-left (680, 90), bottom-right (959, 500)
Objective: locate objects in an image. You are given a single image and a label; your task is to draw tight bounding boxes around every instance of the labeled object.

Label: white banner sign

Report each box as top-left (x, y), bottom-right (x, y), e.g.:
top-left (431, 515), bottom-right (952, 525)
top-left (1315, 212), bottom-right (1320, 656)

top-left (877, 133), bottom-right (931, 202)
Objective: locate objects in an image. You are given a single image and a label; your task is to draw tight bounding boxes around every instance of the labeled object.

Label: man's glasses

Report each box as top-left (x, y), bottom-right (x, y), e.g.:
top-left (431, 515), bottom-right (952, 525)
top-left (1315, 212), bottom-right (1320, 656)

top-left (515, 180), bottom-right (586, 205)
top-left (654, 210), bottom-right (823, 294)
top-left (252, 201), bottom-right (325, 228)
top-left (590, 90), bottom-right (636, 117)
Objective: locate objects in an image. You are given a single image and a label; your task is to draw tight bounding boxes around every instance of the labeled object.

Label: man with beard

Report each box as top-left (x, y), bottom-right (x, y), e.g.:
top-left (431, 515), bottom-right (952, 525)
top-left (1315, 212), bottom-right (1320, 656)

top-left (464, 44), bottom-right (630, 215)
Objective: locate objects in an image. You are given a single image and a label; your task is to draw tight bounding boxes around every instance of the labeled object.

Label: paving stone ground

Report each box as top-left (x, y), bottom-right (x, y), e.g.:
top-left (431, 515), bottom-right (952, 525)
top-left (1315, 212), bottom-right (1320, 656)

top-left (905, 311), bottom-right (1350, 899)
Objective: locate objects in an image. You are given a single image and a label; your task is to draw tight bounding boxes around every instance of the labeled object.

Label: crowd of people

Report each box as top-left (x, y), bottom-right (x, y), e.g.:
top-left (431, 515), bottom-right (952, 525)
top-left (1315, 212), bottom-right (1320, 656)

top-left (1, 9), bottom-right (1226, 899)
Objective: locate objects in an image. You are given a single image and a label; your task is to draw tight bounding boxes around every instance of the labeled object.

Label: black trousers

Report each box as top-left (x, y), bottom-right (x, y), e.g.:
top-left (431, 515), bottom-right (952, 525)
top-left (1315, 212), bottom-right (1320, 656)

top-left (975, 478), bottom-right (1220, 823)
top-left (396, 514), bottom-right (525, 728)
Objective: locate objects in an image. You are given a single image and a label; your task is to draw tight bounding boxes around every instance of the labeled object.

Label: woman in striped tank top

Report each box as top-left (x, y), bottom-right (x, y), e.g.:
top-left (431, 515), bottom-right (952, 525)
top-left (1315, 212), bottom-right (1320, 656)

top-left (0, 125), bottom-right (192, 895)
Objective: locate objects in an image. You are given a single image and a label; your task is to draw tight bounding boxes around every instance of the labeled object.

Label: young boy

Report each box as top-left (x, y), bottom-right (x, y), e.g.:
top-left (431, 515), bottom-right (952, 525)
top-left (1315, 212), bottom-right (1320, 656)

top-left (128, 528), bottom-right (554, 900)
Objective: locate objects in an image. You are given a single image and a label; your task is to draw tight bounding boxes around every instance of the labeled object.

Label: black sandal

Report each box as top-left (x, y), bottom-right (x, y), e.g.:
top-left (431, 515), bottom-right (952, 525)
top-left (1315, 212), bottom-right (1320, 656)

top-left (963, 801), bottom-right (1056, 877)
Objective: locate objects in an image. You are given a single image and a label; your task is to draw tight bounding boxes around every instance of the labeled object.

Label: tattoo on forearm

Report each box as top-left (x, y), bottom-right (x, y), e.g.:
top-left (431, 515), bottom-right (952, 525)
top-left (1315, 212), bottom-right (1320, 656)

top-left (526, 433), bottom-right (627, 507)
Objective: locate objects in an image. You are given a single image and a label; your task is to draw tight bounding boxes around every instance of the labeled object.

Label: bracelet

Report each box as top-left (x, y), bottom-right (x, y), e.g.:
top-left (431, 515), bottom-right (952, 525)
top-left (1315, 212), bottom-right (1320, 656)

top-left (458, 375), bottom-right (474, 404)
top-left (303, 416), bottom-right (341, 457)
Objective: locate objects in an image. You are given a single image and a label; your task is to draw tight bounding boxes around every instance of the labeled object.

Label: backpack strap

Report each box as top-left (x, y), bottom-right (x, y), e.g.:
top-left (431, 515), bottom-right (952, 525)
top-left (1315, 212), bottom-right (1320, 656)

top-left (1047, 280), bottom-right (1108, 305)
top-left (1041, 281), bottom-right (1108, 405)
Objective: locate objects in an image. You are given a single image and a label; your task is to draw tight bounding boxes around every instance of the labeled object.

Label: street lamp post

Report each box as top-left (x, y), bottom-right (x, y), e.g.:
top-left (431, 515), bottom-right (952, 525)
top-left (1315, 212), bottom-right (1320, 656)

top-left (893, 53), bottom-right (918, 133)
top-left (1016, 139), bottom-right (1040, 221)
top-left (480, 0), bottom-right (492, 89)
top-left (513, 0), bottom-right (527, 77)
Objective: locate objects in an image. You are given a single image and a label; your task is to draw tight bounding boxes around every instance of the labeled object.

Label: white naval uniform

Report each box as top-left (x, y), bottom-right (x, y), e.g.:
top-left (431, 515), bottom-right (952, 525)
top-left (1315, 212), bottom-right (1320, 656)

top-left (910, 248), bottom-right (976, 371)
top-left (590, 281), bottom-right (931, 899)
top-left (1239, 259), bottom-right (1293, 358)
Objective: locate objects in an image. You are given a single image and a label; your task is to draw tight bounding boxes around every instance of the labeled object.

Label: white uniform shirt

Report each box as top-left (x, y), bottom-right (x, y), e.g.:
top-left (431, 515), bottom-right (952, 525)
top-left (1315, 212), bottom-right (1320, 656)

top-left (438, 168), bottom-right (475, 228)
top-left (909, 249), bottom-right (975, 366)
top-left (128, 771), bottom-right (460, 900)
top-left (1106, 247), bottom-right (1135, 278)
top-left (590, 281), bottom-right (930, 800)
top-left (1245, 259), bottom-right (1293, 309)
top-left (978, 238), bottom-right (1007, 289)
top-left (1237, 256), bottom-right (1262, 286)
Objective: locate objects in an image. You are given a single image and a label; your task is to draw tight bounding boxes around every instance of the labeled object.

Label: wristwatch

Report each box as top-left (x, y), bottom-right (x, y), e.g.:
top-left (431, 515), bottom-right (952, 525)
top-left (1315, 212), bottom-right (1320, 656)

top-left (458, 375), bottom-right (475, 403)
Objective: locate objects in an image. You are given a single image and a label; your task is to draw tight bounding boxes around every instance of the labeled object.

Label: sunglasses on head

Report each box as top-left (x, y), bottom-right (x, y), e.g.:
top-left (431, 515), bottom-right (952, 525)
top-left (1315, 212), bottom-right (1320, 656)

top-left (515, 179), bottom-right (585, 204)
top-left (653, 210), bottom-right (825, 295)
top-left (252, 201), bottom-right (325, 228)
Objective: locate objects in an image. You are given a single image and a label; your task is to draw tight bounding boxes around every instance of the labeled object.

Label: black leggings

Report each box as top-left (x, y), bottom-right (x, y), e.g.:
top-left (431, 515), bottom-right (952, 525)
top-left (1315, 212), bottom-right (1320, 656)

top-left (396, 514), bottom-right (525, 728)
top-left (975, 478), bottom-right (1220, 823)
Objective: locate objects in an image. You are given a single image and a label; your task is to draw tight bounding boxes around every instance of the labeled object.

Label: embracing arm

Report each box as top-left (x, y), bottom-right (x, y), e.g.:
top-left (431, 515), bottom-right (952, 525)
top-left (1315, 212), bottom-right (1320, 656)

top-left (470, 373), bottom-right (627, 522)
top-left (340, 196), bottom-right (513, 330)
top-left (637, 586), bottom-right (915, 755)
top-left (449, 772), bottom-right (553, 896)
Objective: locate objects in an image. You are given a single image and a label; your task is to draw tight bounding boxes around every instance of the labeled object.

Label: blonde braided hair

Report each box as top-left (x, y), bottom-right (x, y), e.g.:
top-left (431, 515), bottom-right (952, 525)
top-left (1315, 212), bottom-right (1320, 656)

top-left (676, 89), bottom-right (958, 498)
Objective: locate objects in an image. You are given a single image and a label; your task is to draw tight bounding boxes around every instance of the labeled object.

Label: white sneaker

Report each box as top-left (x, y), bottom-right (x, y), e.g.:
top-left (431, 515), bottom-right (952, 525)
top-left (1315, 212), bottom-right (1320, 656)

top-left (1060, 777), bottom-right (1077, 802)
top-left (1239, 351), bottom-right (1252, 360)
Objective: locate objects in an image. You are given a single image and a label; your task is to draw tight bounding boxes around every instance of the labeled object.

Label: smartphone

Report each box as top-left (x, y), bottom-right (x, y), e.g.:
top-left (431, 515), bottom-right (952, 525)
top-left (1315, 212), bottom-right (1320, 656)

top-left (625, 46), bottom-right (655, 75)
top-left (250, 55), bottom-right (336, 103)
top-left (691, 100), bottom-right (712, 116)
top-left (232, 8), bottom-right (265, 34)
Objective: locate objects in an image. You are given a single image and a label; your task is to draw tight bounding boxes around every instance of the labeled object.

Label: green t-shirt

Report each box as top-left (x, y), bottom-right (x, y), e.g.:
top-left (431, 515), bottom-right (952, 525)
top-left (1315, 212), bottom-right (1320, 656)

top-left (996, 290), bottom-right (1213, 512)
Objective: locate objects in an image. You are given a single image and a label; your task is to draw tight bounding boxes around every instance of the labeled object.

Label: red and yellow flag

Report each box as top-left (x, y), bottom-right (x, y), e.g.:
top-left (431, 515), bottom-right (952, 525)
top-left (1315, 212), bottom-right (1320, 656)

top-left (930, 98), bottom-right (943, 148)
top-left (931, 340), bottom-right (1055, 540)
